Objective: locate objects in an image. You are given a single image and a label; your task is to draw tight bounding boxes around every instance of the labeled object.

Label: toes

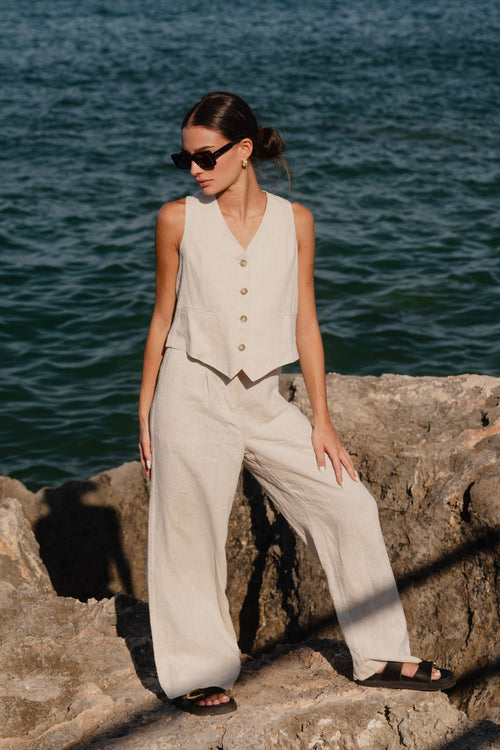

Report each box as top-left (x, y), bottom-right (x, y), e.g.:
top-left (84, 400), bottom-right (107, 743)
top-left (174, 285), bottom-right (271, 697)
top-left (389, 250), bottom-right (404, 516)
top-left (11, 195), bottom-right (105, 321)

top-left (196, 692), bottom-right (229, 706)
top-left (212, 693), bottom-right (230, 704)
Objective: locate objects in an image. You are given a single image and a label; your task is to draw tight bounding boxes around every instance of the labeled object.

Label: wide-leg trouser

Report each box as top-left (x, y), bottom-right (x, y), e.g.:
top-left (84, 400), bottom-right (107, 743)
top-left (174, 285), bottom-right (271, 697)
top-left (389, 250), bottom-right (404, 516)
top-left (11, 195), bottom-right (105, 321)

top-left (148, 348), bottom-right (420, 699)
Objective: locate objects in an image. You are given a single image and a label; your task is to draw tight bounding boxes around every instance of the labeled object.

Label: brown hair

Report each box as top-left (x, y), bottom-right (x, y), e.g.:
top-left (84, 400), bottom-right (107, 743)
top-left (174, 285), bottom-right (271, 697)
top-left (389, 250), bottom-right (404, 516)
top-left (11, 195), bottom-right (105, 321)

top-left (181, 92), bottom-right (292, 182)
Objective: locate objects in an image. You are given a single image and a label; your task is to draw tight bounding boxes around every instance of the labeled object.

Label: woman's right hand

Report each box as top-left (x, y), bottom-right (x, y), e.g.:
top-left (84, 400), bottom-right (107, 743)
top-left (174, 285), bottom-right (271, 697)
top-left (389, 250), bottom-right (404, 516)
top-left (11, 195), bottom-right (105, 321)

top-left (138, 422), bottom-right (152, 478)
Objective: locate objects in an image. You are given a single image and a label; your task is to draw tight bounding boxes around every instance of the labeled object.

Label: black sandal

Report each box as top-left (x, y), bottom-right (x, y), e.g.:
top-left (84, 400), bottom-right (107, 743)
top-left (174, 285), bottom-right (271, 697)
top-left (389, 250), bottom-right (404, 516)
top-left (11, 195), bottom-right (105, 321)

top-left (356, 660), bottom-right (456, 691)
top-left (172, 686), bottom-right (237, 716)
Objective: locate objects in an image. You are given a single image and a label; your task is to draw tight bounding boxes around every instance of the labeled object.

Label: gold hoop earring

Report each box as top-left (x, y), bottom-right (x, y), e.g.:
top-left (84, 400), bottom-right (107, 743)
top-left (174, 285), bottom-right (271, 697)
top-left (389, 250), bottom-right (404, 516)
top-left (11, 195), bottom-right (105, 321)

top-left (242, 159), bottom-right (248, 169)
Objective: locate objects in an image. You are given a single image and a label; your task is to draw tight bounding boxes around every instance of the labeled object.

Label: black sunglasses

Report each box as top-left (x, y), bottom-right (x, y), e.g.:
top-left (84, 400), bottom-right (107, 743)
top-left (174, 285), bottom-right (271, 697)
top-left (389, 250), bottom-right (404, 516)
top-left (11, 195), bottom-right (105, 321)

top-left (170, 137), bottom-right (244, 171)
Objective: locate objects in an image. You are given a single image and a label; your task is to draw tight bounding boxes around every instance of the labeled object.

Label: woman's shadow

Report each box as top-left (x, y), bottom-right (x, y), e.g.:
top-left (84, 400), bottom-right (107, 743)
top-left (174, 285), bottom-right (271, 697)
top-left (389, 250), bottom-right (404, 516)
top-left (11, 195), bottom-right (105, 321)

top-left (35, 480), bottom-right (133, 601)
top-left (34, 480), bottom-right (162, 696)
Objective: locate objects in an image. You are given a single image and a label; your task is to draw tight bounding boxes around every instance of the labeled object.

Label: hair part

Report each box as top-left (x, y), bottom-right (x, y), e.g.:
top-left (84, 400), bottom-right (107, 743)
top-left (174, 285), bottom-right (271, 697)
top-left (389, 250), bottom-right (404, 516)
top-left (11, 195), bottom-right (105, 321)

top-left (182, 92), bottom-right (292, 184)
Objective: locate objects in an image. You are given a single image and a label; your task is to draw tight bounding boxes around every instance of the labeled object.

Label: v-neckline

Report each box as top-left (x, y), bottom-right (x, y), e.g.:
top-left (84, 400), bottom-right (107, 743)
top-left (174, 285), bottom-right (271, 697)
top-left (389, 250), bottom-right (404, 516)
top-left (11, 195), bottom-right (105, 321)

top-left (214, 191), bottom-right (269, 252)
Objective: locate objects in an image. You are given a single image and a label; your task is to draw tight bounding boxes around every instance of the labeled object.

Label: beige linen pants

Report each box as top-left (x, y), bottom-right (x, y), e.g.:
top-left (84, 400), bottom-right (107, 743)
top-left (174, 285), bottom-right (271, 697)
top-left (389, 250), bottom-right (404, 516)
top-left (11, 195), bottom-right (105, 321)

top-left (148, 348), bottom-right (419, 699)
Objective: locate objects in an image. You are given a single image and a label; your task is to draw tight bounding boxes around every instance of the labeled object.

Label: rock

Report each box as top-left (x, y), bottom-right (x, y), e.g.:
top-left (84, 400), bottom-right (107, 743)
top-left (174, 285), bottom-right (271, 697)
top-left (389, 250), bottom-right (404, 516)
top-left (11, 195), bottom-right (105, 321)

top-left (1, 373), bottom-right (499, 744)
top-left (0, 499), bottom-right (161, 750)
top-left (469, 472), bottom-right (500, 530)
top-left (0, 497), bottom-right (52, 594)
top-left (289, 373), bottom-right (500, 727)
top-left (232, 374), bottom-right (500, 727)
top-left (75, 642), bottom-right (499, 750)
top-left (29, 464), bottom-right (149, 601)
top-left (0, 477), bottom-right (38, 526)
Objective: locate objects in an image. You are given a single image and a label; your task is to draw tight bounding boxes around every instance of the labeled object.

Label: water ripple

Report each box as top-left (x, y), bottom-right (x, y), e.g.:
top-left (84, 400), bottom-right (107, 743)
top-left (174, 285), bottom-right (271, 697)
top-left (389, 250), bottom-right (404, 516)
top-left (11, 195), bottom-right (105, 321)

top-left (1, 0), bottom-right (499, 488)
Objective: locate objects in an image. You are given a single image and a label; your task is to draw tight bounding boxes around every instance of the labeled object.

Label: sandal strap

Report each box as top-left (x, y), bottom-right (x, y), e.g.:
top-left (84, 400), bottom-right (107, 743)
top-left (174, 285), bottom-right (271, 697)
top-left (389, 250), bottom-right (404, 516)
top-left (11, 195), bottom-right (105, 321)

top-left (380, 661), bottom-right (405, 681)
top-left (185, 688), bottom-right (205, 700)
top-left (410, 660), bottom-right (433, 683)
top-left (378, 660), bottom-right (434, 683)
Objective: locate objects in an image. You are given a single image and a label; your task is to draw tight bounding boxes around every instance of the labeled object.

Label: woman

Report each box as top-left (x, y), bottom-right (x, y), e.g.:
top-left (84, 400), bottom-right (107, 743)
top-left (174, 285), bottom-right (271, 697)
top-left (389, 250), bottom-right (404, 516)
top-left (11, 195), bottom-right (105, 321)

top-left (138, 92), bottom-right (455, 716)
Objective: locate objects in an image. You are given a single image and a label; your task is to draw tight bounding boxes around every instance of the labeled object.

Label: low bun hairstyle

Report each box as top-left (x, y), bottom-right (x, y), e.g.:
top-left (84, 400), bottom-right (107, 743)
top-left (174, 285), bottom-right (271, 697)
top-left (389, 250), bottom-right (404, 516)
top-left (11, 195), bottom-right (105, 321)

top-left (254, 126), bottom-right (285, 161)
top-left (181, 92), bottom-right (292, 182)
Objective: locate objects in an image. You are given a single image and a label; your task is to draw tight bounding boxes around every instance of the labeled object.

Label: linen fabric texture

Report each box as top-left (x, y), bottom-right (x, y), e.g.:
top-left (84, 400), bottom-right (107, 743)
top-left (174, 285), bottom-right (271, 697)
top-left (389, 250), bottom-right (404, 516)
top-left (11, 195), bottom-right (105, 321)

top-left (165, 192), bottom-right (299, 382)
top-left (148, 192), bottom-right (419, 700)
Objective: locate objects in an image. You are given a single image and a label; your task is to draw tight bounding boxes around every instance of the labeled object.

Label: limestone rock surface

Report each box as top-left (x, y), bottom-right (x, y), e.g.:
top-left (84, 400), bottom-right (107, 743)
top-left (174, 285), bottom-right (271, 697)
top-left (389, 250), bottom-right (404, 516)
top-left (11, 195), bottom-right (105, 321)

top-left (0, 497), bottom-right (52, 594)
top-left (1, 372), bottom-right (499, 747)
top-left (0, 499), bottom-right (160, 750)
top-left (18, 462), bottom-right (149, 602)
top-left (77, 643), bottom-right (499, 750)
top-left (4, 497), bottom-right (492, 750)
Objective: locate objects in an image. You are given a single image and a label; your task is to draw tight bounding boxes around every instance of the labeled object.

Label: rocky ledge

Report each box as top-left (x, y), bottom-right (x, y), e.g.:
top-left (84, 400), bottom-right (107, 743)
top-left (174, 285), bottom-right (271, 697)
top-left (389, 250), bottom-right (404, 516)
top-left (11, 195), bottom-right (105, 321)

top-left (0, 373), bottom-right (499, 749)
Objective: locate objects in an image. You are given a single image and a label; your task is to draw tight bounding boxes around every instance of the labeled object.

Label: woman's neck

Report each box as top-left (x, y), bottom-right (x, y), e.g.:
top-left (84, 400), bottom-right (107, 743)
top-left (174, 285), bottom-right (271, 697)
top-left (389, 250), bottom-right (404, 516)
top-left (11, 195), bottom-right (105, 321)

top-left (216, 169), bottom-right (265, 223)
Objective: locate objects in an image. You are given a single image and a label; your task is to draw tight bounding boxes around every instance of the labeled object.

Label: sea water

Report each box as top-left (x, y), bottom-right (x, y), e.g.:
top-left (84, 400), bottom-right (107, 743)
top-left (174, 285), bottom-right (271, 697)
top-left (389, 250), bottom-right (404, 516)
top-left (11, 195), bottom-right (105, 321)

top-left (1, 0), bottom-right (499, 488)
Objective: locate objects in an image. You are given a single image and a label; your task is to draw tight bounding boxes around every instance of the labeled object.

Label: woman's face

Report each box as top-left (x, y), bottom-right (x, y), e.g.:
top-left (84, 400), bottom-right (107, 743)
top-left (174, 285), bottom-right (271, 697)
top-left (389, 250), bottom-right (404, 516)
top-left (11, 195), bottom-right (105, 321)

top-left (181, 125), bottom-right (250, 195)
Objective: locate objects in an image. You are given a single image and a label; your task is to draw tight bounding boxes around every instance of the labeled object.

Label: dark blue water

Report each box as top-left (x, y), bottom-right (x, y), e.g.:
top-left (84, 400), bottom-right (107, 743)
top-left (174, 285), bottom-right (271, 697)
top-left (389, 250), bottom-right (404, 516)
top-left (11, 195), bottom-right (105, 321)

top-left (1, 0), bottom-right (499, 489)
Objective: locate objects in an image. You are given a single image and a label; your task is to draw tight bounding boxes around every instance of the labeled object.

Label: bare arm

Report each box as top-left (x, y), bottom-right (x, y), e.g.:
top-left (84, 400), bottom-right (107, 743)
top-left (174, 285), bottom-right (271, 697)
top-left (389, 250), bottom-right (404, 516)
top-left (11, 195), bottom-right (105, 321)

top-left (138, 199), bottom-right (184, 476)
top-left (293, 202), bottom-right (356, 486)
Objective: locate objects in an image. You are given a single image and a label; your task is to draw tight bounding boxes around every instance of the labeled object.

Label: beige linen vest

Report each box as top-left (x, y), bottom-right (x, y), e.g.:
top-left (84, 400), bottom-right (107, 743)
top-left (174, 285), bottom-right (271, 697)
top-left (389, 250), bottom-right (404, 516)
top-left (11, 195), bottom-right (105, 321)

top-left (165, 190), bottom-right (299, 381)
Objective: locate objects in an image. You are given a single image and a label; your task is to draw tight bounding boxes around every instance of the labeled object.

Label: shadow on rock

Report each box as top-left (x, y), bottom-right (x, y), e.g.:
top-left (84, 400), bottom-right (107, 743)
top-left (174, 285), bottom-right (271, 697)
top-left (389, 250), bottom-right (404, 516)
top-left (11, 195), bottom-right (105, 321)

top-left (114, 594), bottom-right (164, 698)
top-left (35, 480), bottom-right (134, 601)
top-left (432, 720), bottom-right (500, 750)
top-left (238, 470), bottom-right (302, 655)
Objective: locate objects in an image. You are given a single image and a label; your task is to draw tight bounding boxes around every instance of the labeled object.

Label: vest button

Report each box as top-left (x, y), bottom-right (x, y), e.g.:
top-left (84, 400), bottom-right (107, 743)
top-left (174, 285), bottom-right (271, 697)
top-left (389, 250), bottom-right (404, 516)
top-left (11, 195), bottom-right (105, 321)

top-left (240, 258), bottom-right (247, 267)
top-left (238, 344), bottom-right (246, 351)
top-left (240, 287), bottom-right (248, 295)
top-left (240, 315), bottom-right (247, 322)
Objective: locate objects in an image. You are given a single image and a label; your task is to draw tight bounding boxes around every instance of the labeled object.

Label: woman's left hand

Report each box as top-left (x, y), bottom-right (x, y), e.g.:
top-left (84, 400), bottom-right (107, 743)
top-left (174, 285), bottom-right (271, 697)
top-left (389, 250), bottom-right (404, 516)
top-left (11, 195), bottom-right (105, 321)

top-left (311, 422), bottom-right (357, 486)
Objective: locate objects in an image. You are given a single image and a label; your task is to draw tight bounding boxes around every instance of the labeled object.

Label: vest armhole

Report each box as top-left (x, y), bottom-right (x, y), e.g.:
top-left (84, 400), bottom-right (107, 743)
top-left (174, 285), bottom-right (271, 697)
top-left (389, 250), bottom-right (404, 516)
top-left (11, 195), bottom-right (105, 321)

top-left (178, 196), bottom-right (191, 253)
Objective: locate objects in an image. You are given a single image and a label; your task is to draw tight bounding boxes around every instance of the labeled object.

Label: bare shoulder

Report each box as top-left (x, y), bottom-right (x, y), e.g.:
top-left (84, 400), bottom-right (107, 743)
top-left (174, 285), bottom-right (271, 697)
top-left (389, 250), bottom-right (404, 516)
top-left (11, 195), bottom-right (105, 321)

top-left (157, 198), bottom-right (186, 230)
top-left (291, 201), bottom-right (314, 230)
top-left (155, 198), bottom-right (186, 251)
top-left (291, 202), bottom-right (315, 251)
